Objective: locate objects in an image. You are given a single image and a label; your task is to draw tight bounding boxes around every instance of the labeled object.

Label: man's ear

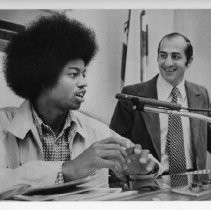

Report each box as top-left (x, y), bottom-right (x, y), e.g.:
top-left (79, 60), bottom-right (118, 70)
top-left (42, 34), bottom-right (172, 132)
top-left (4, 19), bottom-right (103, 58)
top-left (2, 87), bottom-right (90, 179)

top-left (186, 56), bottom-right (193, 67)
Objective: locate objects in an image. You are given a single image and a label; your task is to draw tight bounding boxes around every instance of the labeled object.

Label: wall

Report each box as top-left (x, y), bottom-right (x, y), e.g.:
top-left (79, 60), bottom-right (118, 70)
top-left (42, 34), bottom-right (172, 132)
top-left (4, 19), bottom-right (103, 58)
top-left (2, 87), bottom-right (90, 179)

top-left (174, 10), bottom-right (211, 98)
top-left (0, 52), bottom-right (22, 107)
top-left (145, 9), bottom-right (174, 81)
top-left (0, 10), bottom-right (48, 25)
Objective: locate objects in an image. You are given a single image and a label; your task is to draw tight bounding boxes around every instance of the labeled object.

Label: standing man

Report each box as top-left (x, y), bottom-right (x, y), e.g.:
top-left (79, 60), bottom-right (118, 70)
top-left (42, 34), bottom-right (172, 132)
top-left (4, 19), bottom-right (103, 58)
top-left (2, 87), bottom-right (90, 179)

top-left (110, 32), bottom-right (211, 186)
top-left (0, 14), bottom-right (158, 192)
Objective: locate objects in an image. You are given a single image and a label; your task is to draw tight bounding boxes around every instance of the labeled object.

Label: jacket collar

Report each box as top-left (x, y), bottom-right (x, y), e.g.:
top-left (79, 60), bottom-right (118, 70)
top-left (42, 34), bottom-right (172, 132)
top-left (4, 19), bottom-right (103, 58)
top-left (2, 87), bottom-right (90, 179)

top-left (7, 100), bottom-right (36, 140)
top-left (157, 74), bottom-right (187, 101)
top-left (71, 110), bottom-right (87, 140)
top-left (185, 81), bottom-right (204, 169)
top-left (139, 75), bottom-right (161, 159)
top-left (7, 100), bottom-right (87, 140)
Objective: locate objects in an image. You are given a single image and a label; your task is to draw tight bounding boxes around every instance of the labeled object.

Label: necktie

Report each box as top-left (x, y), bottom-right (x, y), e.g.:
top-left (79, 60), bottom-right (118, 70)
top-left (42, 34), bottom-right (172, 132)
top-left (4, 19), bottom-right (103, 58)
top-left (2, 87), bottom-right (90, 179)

top-left (166, 87), bottom-right (188, 187)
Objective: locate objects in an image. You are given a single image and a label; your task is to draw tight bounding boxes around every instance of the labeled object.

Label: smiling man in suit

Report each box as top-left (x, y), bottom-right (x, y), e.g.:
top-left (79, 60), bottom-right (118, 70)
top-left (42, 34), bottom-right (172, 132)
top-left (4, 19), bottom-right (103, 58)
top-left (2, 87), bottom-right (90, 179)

top-left (110, 32), bottom-right (211, 186)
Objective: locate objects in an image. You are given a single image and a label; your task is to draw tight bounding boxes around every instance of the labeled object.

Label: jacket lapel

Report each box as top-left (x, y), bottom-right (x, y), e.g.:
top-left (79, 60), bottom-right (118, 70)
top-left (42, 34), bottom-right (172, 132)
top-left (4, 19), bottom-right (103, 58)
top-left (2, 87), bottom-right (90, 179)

top-left (185, 81), bottom-right (206, 169)
top-left (7, 100), bottom-right (43, 154)
top-left (186, 82), bottom-right (200, 144)
top-left (140, 75), bottom-right (161, 160)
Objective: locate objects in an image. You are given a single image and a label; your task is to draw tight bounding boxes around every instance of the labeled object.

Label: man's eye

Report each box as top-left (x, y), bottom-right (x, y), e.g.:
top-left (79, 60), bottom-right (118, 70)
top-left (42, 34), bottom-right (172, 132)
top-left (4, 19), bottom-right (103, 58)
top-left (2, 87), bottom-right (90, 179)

top-left (69, 73), bottom-right (79, 78)
top-left (172, 54), bottom-right (181, 60)
top-left (159, 54), bottom-right (167, 59)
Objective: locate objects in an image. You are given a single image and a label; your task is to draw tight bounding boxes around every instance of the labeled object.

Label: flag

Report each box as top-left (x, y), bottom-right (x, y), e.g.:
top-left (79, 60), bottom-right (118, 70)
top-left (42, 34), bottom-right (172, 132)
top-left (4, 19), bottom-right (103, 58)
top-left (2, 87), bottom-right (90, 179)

top-left (121, 9), bottom-right (148, 87)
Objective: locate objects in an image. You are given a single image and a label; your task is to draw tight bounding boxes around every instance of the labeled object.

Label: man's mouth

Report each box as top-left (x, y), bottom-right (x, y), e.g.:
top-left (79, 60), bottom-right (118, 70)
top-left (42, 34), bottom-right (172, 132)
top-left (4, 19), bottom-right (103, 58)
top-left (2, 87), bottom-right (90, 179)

top-left (75, 91), bottom-right (86, 100)
top-left (163, 68), bottom-right (176, 72)
top-left (76, 92), bottom-right (85, 97)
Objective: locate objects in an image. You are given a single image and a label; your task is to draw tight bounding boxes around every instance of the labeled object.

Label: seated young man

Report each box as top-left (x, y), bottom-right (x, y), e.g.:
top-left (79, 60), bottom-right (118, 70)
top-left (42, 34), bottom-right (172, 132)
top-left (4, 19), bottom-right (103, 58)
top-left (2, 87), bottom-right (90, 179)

top-left (0, 14), bottom-right (159, 191)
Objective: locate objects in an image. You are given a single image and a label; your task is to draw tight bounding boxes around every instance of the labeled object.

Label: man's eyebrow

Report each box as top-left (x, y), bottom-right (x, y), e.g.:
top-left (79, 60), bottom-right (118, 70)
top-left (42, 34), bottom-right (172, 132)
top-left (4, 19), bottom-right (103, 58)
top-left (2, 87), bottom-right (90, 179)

top-left (68, 67), bottom-right (86, 73)
top-left (159, 51), bottom-right (181, 54)
top-left (172, 52), bottom-right (181, 54)
top-left (159, 51), bottom-right (167, 54)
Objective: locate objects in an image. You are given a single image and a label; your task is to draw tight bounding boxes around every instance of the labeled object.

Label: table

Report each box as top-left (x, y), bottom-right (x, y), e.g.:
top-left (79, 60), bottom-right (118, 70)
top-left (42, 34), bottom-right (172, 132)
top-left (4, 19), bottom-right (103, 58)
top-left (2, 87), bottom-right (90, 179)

top-left (104, 171), bottom-right (211, 201)
top-left (2, 171), bottom-right (211, 201)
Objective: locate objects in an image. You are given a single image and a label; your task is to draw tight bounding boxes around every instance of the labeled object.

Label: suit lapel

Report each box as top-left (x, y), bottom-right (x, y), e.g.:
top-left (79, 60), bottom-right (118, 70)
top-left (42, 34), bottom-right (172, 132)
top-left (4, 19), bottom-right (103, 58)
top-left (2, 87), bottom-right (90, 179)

top-left (185, 81), bottom-right (204, 168)
top-left (186, 82), bottom-right (200, 143)
top-left (139, 75), bottom-right (161, 160)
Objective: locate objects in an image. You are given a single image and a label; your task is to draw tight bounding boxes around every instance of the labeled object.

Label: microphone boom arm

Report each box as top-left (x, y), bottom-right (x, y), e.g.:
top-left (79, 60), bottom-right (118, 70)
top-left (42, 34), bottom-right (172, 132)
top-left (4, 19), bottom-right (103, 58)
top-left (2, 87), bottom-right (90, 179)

top-left (144, 106), bottom-right (211, 124)
top-left (115, 93), bottom-right (211, 124)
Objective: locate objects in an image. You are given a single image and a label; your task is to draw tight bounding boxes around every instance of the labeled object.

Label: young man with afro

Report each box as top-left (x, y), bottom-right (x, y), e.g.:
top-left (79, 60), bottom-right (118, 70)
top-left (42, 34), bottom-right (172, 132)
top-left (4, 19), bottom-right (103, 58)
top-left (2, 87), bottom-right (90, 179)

top-left (0, 14), bottom-right (159, 191)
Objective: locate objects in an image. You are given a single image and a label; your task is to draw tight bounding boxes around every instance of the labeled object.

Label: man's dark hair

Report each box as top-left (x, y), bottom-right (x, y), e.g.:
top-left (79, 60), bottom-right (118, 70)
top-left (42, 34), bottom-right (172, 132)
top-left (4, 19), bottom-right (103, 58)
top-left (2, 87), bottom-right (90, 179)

top-left (157, 32), bottom-right (193, 66)
top-left (4, 14), bottom-right (98, 101)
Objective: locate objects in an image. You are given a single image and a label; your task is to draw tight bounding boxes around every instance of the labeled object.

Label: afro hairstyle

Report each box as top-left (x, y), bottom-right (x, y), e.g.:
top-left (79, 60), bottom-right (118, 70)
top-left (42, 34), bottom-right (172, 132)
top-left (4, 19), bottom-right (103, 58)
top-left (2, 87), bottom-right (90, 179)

top-left (4, 14), bottom-right (98, 101)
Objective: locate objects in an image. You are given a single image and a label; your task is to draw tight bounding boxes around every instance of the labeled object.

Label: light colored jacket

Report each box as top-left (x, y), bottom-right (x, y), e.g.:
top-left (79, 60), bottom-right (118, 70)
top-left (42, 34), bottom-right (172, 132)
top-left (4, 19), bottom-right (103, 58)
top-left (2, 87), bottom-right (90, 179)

top-left (0, 100), bottom-right (115, 191)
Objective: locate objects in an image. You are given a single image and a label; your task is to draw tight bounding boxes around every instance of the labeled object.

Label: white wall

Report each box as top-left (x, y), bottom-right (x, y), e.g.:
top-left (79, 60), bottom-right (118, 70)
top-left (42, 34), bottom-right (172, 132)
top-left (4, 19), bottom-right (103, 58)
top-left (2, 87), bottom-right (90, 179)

top-left (174, 10), bottom-right (211, 98)
top-left (0, 10), bottom-right (48, 25)
top-left (0, 52), bottom-right (23, 107)
top-left (145, 10), bottom-right (174, 81)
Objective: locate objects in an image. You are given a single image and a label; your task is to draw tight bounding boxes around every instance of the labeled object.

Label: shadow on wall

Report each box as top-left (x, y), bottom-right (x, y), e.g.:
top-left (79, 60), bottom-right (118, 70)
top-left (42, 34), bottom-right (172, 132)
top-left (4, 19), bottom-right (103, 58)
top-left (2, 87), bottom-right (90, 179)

top-left (0, 52), bottom-right (23, 108)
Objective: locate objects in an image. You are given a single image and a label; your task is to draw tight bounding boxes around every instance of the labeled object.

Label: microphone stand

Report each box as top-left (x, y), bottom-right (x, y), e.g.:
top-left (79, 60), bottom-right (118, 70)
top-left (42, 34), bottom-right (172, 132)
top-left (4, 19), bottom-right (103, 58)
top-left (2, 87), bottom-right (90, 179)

top-left (143, 106), bottom-right (211, 124)
top-left (131, 99), bottom-right (211, 124)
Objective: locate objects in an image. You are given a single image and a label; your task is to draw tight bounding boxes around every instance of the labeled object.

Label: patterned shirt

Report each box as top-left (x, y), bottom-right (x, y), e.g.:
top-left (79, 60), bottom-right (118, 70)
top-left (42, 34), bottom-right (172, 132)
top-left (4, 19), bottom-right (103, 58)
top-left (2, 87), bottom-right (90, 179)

top-left (31, 106), bottom-right (77, 162)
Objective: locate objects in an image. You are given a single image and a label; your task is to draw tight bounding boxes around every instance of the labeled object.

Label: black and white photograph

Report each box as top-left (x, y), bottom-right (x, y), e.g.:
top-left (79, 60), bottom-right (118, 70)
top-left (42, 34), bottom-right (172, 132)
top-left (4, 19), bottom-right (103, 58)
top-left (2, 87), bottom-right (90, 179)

top-left (0, 0), bottom-right (211, 206)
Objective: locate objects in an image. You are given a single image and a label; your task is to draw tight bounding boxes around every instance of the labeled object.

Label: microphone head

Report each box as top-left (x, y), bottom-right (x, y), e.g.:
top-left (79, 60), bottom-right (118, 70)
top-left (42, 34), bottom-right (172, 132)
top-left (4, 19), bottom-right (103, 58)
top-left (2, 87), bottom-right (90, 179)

top-left (115, 93), bottom-right (181, 110)
top-left (115, 93), bottom-right (129, 100)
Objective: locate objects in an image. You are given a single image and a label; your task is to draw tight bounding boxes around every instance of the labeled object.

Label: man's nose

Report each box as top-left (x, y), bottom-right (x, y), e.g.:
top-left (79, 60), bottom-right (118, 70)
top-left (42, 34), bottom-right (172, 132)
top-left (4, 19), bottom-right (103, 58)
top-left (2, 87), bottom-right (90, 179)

top-left (164, 56), bottom-right (173, 67)
top-left (78, 75), bottom-right (88, 88)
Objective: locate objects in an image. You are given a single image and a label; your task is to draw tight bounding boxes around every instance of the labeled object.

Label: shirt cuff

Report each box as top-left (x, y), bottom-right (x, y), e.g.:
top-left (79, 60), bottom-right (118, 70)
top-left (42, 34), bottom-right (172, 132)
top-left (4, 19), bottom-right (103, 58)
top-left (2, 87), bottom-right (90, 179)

top-left (16, 160), bottom-right (63, 187)
top-left (55, 162), bottom-right (65, 184)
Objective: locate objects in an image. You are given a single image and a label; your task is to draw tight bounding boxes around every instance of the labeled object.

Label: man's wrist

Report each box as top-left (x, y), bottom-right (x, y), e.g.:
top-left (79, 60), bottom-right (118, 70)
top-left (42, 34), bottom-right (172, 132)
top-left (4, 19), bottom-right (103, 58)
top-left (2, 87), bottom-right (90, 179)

top-left (127, 164), bottom-right (159, 181)
top-left (55, 162), bottom-right (65, 184)
top-left (62, 161), bottom-right (77, 182)
top-left (146, 164), bottom-right (159, 175)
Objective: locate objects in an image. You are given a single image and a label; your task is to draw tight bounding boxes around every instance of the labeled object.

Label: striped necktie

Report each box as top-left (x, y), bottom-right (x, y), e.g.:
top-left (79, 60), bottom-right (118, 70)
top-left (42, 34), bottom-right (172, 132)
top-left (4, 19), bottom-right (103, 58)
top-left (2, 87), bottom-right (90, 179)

top-left (166, 87), bottom-right (188, 187)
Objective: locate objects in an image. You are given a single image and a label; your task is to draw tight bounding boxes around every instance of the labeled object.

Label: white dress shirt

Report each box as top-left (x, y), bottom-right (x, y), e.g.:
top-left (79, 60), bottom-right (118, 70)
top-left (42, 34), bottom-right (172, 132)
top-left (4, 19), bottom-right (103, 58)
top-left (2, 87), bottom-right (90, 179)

top-left (157, 74), bottom-right (193, 176)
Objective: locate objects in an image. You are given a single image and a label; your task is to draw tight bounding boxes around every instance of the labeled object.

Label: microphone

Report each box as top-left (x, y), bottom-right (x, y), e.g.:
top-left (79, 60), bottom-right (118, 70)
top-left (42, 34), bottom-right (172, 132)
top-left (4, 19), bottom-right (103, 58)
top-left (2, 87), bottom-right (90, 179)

top-left (115, 93), bottom-right (181, 110)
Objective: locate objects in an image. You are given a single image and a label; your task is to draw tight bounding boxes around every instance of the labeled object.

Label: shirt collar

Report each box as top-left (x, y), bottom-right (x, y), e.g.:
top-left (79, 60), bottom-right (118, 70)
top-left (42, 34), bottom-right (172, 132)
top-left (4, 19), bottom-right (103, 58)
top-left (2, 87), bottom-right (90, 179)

top-left (176, 78), bottom-right (186, 101)
top-left (7, 100), bottom-right (36, 139)
top-left (157, 74), bottom-right (186, 101)
top-left (31, 105), bottom-right (75, 132)
top-left (31, 105), bottom-right (86, 139)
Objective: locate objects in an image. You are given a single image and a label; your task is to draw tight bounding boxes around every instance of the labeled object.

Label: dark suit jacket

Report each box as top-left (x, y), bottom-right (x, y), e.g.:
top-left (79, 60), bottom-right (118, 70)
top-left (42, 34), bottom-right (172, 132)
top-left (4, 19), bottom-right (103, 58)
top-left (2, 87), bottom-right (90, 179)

top-left (110, 75), bottom-right (211, 170)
